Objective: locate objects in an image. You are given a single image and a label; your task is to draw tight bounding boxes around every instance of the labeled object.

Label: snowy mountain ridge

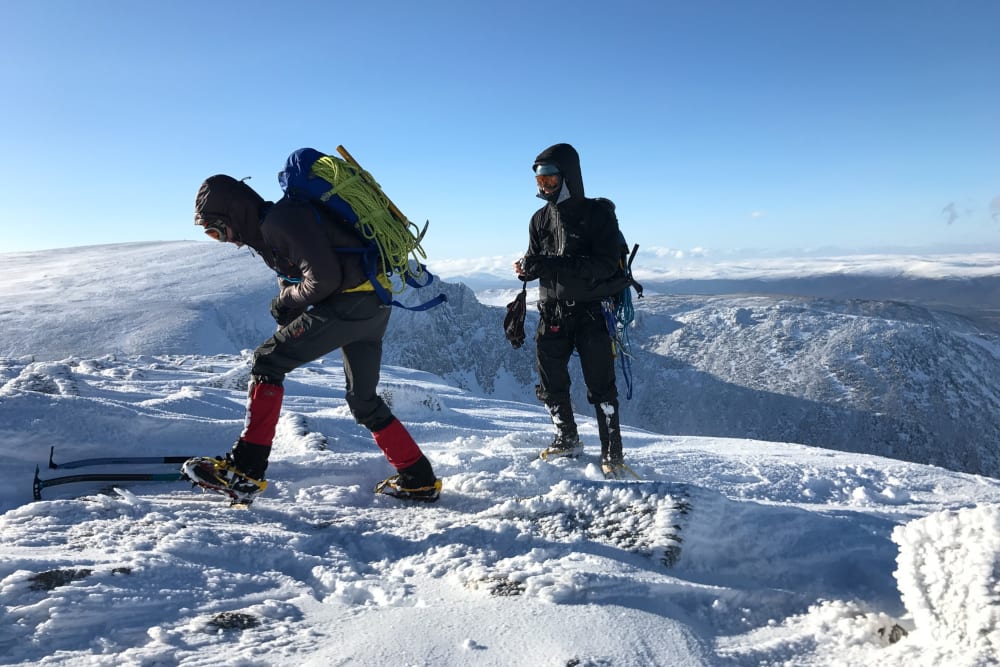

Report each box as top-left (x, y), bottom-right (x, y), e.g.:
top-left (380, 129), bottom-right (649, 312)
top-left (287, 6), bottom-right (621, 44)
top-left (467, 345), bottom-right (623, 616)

top-left (6, 241), bottom-right (998, 477)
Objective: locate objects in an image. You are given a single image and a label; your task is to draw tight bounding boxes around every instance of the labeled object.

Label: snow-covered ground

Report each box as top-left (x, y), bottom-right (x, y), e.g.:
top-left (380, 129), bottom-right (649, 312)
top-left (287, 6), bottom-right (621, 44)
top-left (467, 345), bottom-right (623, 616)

top-left (1, 243), bottom-right (999, 666)
top-left (2, 353), bottom-right (999, 666)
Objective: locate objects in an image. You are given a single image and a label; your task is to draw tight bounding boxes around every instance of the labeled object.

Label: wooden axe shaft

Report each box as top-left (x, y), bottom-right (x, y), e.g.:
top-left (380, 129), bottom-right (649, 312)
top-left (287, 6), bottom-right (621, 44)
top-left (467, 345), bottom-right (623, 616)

top-left (336, 145), bottom-right (407, 224)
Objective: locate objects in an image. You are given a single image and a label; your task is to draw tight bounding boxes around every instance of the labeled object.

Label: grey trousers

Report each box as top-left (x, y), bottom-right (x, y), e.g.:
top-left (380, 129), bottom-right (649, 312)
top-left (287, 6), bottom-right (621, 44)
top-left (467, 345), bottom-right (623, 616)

top-left (250, 292), bottom-right (395, 432)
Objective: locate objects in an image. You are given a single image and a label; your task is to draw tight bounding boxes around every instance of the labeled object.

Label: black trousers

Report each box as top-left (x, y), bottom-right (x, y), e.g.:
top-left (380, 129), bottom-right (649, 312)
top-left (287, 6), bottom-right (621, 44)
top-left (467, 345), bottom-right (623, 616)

top-left (534, 301), bottom-right (618, 407)
top-left (251, 292), bottom-right (395, 432)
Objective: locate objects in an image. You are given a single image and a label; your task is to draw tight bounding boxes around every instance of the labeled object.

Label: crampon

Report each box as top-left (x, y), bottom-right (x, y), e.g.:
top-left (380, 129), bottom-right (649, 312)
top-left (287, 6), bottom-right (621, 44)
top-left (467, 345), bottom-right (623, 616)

top-left (181, 456), bottom-right (268, 506)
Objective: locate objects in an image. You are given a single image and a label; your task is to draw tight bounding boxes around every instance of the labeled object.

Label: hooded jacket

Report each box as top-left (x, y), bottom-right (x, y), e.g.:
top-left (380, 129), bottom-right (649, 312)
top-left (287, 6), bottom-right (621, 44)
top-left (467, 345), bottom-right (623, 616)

top-left (524, 143), bottom-right (623, 303)
top-left (194, 175), bottom-right (369, 310)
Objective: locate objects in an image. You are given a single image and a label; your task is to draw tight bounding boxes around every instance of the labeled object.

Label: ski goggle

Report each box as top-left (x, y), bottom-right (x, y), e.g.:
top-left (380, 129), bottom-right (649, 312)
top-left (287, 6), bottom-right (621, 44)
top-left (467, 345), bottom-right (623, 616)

top-left (535, 173), bottom-right (561, 191)
top-left (200, 218), bottom-right (230, 242)
top-left (534, 163), bottom-right (561, 191)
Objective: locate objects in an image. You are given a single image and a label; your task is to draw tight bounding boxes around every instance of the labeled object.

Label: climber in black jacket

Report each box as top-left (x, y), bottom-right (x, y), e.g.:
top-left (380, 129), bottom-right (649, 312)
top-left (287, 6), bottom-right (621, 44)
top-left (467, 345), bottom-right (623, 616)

top-left (514, 143), bottom-right (628, 477)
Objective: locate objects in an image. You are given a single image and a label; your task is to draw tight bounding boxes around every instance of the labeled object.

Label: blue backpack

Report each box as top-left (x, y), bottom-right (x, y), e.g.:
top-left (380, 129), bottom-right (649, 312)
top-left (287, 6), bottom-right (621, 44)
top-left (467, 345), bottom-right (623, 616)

top-left (278, 147), bottom-right (446, 312)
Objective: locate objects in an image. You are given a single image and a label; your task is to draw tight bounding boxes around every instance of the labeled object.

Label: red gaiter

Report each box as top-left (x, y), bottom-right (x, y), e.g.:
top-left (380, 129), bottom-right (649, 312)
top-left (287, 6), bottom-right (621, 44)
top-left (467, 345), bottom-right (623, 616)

top-left (371, 419), bottom-right (423, 469)
top-left (241, 382), bottom-right (284, 446)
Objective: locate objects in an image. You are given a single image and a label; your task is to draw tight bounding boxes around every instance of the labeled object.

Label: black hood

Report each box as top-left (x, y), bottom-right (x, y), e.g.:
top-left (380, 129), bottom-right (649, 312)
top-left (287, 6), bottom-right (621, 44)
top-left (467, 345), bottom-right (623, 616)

top-left (194, 175), bottom-right (270, 250)
top-left (533, 143), bottom-right (585, 201)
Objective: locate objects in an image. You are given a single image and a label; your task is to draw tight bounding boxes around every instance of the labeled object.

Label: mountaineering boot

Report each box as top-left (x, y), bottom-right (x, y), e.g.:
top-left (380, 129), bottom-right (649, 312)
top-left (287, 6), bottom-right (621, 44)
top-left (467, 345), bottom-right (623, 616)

top-left (182, 440), bottom-right (270, 506)
top-left (596, 400), bottom-right (623, 462)
top-left (539, 402), bottom-right (583, 460)
top-left (371, 420), bottom-right (441, 502)
top-left (374, 455), bottom-right (442, 502)
top-left (539, 432), bottom-right (583, 460)
top-left (596, 400), bottom-right (633, 478)
top-left (230, 439), bottom-right (270, 480)
top-left (182, 377), bottom-right (283, 506)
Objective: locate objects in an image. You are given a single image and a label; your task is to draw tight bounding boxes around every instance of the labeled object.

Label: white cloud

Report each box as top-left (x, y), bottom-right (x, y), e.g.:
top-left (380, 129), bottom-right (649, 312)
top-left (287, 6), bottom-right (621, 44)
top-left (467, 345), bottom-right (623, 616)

top-left (650, 246), bottom-right (688, 259)
top-left (429, 254), bottom-right (521, 277)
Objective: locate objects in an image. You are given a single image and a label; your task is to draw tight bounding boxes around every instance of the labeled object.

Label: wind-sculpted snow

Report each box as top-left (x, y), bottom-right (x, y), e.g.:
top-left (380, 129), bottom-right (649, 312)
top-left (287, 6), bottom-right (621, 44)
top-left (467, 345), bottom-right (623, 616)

top-left (1, 354), bottom-right (999, 665)
top-left (892, 505), bottom-right (1000, 661)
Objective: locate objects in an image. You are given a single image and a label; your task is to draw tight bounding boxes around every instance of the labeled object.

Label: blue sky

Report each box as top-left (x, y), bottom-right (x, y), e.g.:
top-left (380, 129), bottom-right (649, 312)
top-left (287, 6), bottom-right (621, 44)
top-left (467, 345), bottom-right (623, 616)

top-left (1, 0), bottom-right (998, 265)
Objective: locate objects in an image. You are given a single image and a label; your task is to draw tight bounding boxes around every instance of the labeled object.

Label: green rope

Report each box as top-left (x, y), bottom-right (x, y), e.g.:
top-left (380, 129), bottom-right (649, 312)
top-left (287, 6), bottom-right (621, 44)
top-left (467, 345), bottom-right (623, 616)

top-left (310, 155), bottom-right (427, 293)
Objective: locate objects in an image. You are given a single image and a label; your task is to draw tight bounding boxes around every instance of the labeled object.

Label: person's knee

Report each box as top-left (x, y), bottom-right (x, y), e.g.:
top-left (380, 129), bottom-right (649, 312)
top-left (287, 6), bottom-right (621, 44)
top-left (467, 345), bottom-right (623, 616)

top-left (249, 363), bottom-right (286, 386)
top-left (536, 385), bottom-right (571, 405)
top-left (251, 348), bottom-right (292, 386)
top-left (348, 397), bottom-right (394, 431)
top-left (587, 387), bottom-right (618, 405)
top-left (250, 372), bottom-right (284, 387)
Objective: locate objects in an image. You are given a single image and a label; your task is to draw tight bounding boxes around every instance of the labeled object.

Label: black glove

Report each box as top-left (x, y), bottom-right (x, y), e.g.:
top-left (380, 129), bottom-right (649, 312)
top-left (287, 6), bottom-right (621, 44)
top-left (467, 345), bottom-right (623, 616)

top-left (269, 296), bottom-right (303, 327)
top-left (520, 255), bottom-right (563, 279)
top-left (503, 282), bottom-right (528, 349)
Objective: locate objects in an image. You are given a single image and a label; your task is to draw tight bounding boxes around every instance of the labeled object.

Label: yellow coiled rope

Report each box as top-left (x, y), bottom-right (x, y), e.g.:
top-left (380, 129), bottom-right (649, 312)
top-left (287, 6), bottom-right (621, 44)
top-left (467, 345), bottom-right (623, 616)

top-left (310, 155), bottom-right (427, 293)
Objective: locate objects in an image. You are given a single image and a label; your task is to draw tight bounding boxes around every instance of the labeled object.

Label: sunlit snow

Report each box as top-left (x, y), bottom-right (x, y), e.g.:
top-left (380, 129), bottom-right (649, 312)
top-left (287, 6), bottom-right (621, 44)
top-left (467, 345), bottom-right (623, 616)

top-left (1, 242), bottom-right (998, 666)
